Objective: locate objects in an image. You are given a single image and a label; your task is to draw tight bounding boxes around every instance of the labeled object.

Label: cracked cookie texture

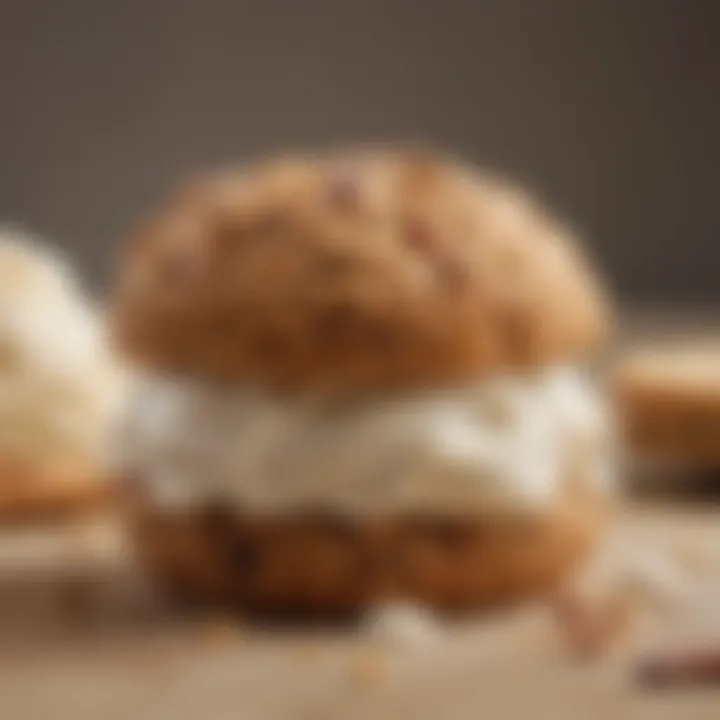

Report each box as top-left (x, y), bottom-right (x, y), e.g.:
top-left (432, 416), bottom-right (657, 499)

top-left (112, 150), bottom-right (609, 389)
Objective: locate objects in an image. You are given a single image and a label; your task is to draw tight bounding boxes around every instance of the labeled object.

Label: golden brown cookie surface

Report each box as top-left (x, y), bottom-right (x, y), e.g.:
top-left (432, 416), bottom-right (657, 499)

top-left (112, 150), bottom-right (609, 389)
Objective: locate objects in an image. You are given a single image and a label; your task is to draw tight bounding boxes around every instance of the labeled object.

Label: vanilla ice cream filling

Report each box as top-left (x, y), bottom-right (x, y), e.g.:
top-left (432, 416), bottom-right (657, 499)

top-left (117, 366), bottom-right (613, 516)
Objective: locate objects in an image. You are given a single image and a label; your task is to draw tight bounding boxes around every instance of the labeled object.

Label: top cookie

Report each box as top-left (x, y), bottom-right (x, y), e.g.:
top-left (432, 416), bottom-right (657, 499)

top-left (111, 150), bottom-right (609, 390)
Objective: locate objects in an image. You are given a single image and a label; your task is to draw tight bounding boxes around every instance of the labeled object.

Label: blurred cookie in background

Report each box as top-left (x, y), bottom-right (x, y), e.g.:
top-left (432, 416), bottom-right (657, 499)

top-left (0, 227), bottom-right (124, 522)
top-left (614, 344), bottom-right (720, 473)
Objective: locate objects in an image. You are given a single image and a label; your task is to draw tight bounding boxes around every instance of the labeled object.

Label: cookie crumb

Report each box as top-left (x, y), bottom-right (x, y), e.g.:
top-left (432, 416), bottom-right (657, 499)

top-left (363, 601), bottom-right (440, 648)
top-left (550, 588), bottom-right (635, 660)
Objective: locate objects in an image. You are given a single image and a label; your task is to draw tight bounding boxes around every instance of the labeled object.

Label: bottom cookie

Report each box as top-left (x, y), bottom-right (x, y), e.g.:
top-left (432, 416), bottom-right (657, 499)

top-left (130, 491), bottom-right (605, 613)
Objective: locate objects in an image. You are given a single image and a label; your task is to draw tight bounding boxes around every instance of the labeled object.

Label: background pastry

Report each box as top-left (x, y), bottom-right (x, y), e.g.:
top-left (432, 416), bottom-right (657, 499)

top-left (615, 344), bottom-right (720, 467)
top-left (0, 228), bottom-right (122, 521)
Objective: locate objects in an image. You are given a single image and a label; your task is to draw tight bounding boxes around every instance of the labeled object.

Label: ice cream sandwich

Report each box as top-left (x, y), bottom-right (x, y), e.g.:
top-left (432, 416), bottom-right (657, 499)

top-left (111, 150), bottom-right (614, 612)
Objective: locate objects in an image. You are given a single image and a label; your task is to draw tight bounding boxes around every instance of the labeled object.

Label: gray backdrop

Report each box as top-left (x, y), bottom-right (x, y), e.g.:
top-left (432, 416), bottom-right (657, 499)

top-left (1, 0), bottom-right (718, 301)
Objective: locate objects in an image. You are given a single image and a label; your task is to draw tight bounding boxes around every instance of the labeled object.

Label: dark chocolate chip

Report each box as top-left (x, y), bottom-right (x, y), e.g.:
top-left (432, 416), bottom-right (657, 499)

top-left (228, 540), bottom-right (263, 576)
top-left (201, 502), bottom-right (237, 538)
